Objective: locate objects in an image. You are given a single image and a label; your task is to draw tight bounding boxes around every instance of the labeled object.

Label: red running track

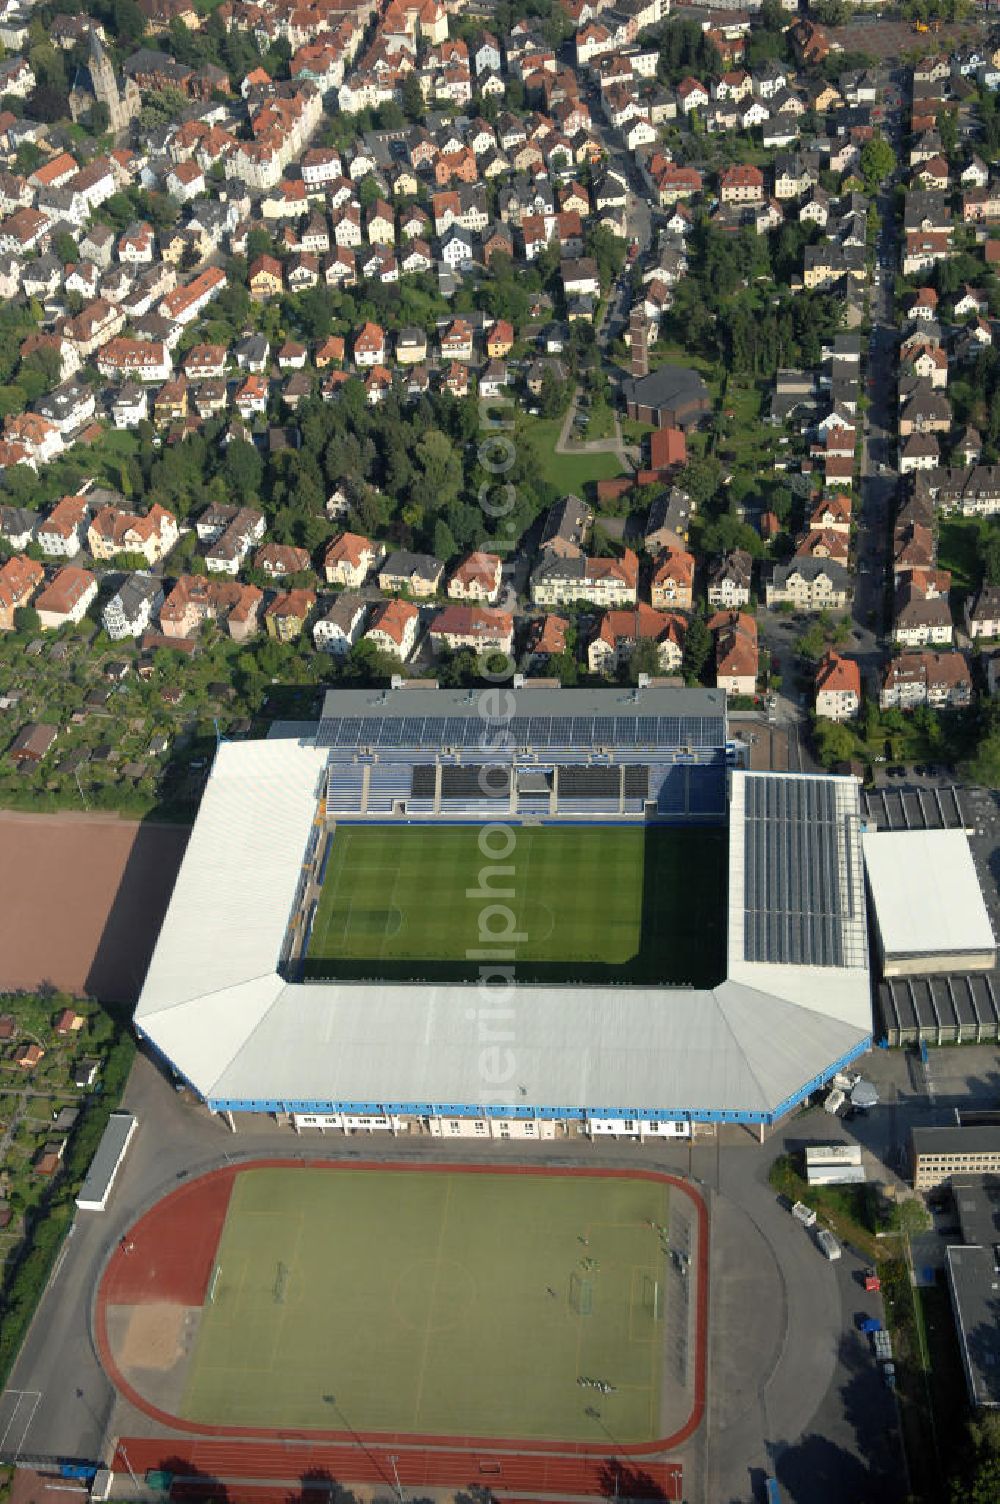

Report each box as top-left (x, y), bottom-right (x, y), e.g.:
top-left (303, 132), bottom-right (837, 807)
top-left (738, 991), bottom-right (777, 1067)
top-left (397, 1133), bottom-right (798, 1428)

top-left (103, 1167), bottom-right (236, 1307)
top-left (115, 1439), bottom-right (683, 1502)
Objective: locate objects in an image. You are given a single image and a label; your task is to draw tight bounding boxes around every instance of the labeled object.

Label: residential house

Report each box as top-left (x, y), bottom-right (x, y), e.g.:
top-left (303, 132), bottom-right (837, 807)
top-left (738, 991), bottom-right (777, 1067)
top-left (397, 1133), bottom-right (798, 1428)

top-left (765, 558), bottom-right (850, 610)
top-left (365, 597), bottom-right (420, 660)
top-left (539, 494), bottom-right (592, 558)
top-left (650, 548), bottom-right (694, 610)
top-left (323, 531), bottom-right (384, 588)
top-left (531, 549), bottom-right (639, 608)
top-left (587, 605), bottom-right (685, 676)
top-left (965, 584), bottom-right (1000, 640)
top-left (378, 551), bottom-right (445, 598)
top-left (815, 652), bottom-right (861, 721)
top-left (707, 549), bottom-right (753, 609)
top-left (0, 555), bottom-right (43, 631)
top-left (102, 573), bottom-right (164, 639)
top-left (710, 611), bottom-right (758, 697)
top-left (254, 542), bottom-right (311, 579)
top-left (880, 651), bottom-right (973, 710)
top-left (35, 566), bottom-right (97, 628)
top-left (428, 604), bottom-right (514, 657)
top-left (448, 551), bottom-right (502, 604)
top-left (264, 588), bottom-right (315, 642)
top-left (37, 495), bottom-right (88, 557)
top-left (313, 594), bottom-right (367, 656)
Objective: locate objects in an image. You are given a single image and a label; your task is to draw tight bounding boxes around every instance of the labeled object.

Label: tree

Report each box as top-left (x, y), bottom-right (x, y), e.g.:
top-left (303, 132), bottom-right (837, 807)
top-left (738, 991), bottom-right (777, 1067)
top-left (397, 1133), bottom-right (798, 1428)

top-left (627, 638), bottom-right (663, 684)
top-left (401, 71), bottom-right (424, 122)
top-left (682, 611), bottom-right (711, 684)
top-left (676, 454), bottom-right (722, 509)
top-left (13, 606), bottom-right (39, 636)
top-left (432, 518), bottom-right (457, 563)
top-left (223, 439), bottom-right (263, 498)
top-left (53, 232), bottom-right (78, 265)
top-left (983, 526), bottom-right (1000, 585)
top-left (813, 718), bottom-right (858, 769)
top-left (961, 730), bottom-right (1000, 788)
top-left (937, 106), bottom-right (959, 159)
top-left (860, 132), bottom-right (896, 196)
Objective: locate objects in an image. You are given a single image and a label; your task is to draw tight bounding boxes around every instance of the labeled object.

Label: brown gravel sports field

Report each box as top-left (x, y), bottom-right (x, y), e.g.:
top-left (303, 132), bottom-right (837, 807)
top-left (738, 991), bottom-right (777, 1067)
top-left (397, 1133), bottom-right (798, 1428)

top-left (0, 811), bottom-right (189, 1003)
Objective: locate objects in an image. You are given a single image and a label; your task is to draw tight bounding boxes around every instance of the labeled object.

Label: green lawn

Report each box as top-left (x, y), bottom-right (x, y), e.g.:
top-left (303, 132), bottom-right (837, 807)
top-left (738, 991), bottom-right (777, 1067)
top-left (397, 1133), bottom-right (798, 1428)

top-left (523, 417), bottom-right (625, 492)
top-left (938, 517), bottom-right (986, 606)
top-left (304, 824), bottom-right (727, 985)
top-left (182, 1165), bottom-right (672, 1440)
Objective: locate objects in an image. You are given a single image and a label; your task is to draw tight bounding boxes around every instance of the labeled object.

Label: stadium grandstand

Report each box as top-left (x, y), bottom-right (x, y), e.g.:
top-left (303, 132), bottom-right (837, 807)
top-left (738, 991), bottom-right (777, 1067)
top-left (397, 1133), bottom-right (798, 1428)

top-left (134, 683), bottom-right (873, 1139)
top-left (316, 684), bottom-right (729, 821)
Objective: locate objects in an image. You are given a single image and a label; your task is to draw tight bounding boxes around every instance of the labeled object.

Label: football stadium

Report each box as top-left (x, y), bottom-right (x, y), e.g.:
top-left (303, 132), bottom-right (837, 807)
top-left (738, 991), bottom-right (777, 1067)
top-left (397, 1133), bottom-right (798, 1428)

top-left (134, 682), bottom-right (873, 1134)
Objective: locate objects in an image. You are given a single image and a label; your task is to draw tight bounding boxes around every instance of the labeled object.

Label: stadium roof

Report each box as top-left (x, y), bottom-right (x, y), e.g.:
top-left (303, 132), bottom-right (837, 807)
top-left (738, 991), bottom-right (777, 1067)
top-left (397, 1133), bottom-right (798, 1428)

top-left (135, 742), bottom-right (872, 1123)
top-left (863, 829), bottom-right (996, 962)
top-left (316, 683), bottom-right (728, 752)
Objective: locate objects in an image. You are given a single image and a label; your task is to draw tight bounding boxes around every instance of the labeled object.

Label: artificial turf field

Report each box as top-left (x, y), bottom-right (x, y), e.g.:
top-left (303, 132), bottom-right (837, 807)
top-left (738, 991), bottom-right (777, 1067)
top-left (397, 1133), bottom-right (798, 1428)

top-left (304, 824), bottom-right (726, 985)
top-left (181, 1166), bottom-right (672, 1440)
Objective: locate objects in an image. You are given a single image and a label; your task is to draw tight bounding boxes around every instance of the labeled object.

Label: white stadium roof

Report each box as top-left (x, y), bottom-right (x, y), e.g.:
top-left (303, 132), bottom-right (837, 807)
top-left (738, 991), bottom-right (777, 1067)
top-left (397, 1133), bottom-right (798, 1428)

top-left (862, 829), bottom-right (996, 962)
top-left (135, 740), bottom-right (873, 1122)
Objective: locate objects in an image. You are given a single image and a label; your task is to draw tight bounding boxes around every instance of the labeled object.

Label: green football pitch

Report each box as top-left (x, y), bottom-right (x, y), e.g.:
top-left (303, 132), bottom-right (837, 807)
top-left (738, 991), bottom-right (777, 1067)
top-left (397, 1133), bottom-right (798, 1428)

top-left (304, 824), bottom-right (726, 985)
top-left (182, 1166), bottom-right (672, 1440)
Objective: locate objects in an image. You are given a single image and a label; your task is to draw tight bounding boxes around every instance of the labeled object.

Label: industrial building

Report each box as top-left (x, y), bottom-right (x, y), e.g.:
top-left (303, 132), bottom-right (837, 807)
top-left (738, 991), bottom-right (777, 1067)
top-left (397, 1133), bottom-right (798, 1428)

top-left (944, 1177), bottom-right (1000, 1408)
top-left (863, 829), bottom-right (996, 978)
top-left (911, 1124), bottom-right (1000, 1191)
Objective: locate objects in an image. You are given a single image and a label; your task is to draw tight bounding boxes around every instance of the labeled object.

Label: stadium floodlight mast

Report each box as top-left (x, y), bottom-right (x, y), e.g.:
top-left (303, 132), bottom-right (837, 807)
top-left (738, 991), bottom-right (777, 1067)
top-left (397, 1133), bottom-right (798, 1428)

top-left (389, 1453), bottom-right (405, 1504)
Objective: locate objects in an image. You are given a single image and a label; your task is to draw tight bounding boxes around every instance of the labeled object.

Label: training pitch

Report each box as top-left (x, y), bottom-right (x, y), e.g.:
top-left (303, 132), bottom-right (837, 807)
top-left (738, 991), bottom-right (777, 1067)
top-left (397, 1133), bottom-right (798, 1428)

top-left (180, 1165), bottom-right (673, 1439)
top-left (304, 824), bottom-right (726, 985)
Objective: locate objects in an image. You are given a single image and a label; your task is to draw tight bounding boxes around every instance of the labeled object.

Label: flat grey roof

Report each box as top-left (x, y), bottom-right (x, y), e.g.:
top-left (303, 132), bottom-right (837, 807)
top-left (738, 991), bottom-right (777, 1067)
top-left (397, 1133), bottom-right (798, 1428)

top-left (317, 684), bottom-right (728, 753)
top-left (952, 1176), bottom-right (1000, 1246)
top-left (863, 830), bottom-right (996, 961)
top-left (913, 1125), bottom-right (1000, 1156)
top-left (947, 1244), bottom-right (1000, 1406)
top-left (75, 1111), bottom-right (136, 1209)
top-left (319, 683), bottom-right (726, 721)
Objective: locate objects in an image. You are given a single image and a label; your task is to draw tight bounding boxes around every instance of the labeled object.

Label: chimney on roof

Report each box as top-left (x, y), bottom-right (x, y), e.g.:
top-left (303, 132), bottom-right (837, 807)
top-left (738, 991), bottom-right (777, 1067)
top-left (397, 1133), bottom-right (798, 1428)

top-left (629, 308), bottom-right (648, 379)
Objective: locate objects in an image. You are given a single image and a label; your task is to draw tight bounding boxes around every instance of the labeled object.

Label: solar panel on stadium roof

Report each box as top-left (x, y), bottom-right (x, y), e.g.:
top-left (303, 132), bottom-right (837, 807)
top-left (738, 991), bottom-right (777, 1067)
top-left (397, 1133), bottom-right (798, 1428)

top-left (442, 718), bottom-right (466, 744)
top-left (571, 717), bottom-right (592, 742)
top-left (335, 717), bottom-right (363, 746)
top-left (636, 716), bottom-right (657, 743)
top-left (614, 717), bottom-right (637, 745)
top-left (376, 719), bottom-right (404, 746)
top-left (593, 717), bottom-right (614, 741)
top-left (509, 717), bottom-right (531, 743)
top-left (529, 717), bottom-right (552, 747)
top-left (549, 717), bottom-right (573, 743)
top-left (398, 716), bottom-right (425, 744)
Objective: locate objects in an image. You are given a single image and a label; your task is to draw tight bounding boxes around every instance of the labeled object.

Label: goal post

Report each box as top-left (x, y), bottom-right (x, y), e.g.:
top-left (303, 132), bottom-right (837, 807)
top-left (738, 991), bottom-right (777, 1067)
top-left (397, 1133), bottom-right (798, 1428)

top-left (643, 1274), bottom-right (662, 1321)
